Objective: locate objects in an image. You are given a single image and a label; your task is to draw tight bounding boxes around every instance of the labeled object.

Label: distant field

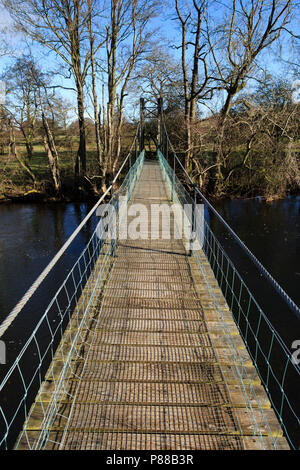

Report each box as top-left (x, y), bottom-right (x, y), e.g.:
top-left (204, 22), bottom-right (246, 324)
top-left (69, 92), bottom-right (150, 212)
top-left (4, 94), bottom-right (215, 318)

top-left (0, 129), bottom-right (137, 198)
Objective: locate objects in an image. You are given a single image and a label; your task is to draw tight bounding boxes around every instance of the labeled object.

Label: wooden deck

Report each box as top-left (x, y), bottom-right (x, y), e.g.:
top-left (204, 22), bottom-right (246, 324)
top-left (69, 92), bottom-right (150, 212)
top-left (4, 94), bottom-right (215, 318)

top-left (18, 160), bottom-right (290, 450)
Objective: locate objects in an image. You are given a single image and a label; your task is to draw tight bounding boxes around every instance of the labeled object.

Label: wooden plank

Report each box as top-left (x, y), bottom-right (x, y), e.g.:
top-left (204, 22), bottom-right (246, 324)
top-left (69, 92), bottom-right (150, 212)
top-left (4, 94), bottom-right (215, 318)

top-left (17, 430), bottom-right (290, 450)
top-left (23, 403), bottom-right (283, 438)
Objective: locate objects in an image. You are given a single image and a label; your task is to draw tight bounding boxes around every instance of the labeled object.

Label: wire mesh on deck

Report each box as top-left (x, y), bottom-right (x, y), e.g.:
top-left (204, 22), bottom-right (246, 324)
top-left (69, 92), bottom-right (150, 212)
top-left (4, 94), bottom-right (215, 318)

top-left (49, 160), bottom-right (251, 451)
top-left (12, 158), bottom-right (251, 451)
top-left (22, 431), bottom-right (245, 451)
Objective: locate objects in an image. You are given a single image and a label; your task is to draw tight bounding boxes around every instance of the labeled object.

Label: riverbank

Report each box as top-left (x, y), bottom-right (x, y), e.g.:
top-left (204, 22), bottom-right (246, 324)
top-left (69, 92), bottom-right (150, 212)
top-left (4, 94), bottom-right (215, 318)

top-left (1, 179), bottom-right (300, 204)
top-left (0, 186), bottom-right (100, 204)
top-left (0, 168), bottom-right (113, 204)
top-left (1, 152), bottom-right (300, 204)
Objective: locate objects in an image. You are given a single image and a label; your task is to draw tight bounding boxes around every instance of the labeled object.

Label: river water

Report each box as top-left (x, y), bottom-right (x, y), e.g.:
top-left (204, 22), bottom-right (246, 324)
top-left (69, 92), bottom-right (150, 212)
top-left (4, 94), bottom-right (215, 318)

top-left (213, 195), bottom-right (300, 310)
top-left (0, 202), bottom-right (96, 328)
top-left (0, 196), bottom-right (299, 448)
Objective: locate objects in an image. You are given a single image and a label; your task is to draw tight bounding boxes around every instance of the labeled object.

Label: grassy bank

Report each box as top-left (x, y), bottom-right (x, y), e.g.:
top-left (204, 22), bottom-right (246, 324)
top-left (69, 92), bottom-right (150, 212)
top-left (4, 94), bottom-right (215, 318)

top-left (0, 132), bottom-right (134, 203)
top-left (1, 133), bottom-right (299, 204)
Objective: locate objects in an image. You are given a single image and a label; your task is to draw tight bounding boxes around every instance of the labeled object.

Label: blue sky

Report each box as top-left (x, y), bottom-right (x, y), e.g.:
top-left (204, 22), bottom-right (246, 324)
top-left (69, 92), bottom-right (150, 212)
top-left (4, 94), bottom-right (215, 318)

top-left (0, 0), bottom-right (299, 122)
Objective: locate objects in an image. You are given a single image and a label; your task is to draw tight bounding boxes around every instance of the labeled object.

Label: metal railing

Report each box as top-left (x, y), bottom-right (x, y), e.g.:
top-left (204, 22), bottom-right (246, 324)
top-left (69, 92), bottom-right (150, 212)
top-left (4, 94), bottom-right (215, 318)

top-left (157, 135), bottom-right (300, 450)
top-left (0, 130), bottom-right (144, 449)
top-left (1, 113), bottom-right (299, 449)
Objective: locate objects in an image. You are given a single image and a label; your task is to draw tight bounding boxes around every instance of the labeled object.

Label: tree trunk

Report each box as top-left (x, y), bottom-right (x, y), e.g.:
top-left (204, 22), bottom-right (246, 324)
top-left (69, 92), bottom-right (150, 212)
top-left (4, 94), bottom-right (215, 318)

top-left (75, 81), bottom-right (87, 178)
top-left (185, 101), bottom-right (192, 172)
top-left (113, 94), bottom-right (125, 173)
top-left (9, 124), bottom-right (36, 183)
top-left (42, 113), bottom-right (61, 193)
top-left (89, 10), bottom-right (102, 169)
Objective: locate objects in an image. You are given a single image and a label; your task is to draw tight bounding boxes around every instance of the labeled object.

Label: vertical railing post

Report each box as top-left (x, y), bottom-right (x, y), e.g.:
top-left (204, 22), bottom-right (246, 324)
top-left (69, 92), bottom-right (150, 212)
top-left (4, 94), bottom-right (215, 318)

top-left (189, 184), bottom-right (196, 256)
top-left (171, 152), bottom-right (175, 202)
top-left (110, 182), bottom-right (116, 257)
top-left (166, 138), bottom-right (168, 165)
top-left (157, 97), bottom-right (162, 151)
top-left (128, 153), bottom-right (132, 201)
top-left (161, 151), bottom-right (166, 182)
top-left (140, 98), bottom-right (145, 154)
top-left (157, 97), bottom-right (164, 154)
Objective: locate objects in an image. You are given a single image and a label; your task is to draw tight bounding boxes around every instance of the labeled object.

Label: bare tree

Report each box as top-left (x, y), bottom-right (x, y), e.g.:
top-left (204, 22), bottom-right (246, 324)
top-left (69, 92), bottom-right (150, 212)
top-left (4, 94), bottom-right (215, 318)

top-left (7, 115), bottom-right (37, 183)
top-left (4, 57), bottom-right (40, 163)
top-left (98, 0), bottom-right (157, 187)
top-left (132, 45), bottom-right (182, 107)
top-left (4, 0), bottom-right (95, 178)
top-left (42, 112), bottom-right (62, 193)
top-left (213, 0), bottom-right (293, 120)
top-left (38, 85), bottom-right (63, 194)
top-left (206, 77), bottom-right (300, 197)
top-left (174, 0), bottom-right (215, 171)
top-left (86, 0), bottom-right (106, 175)
top-left (206, 0), bottom-right (294, 192)
top-left (2, 56), bottom-right (64, 192)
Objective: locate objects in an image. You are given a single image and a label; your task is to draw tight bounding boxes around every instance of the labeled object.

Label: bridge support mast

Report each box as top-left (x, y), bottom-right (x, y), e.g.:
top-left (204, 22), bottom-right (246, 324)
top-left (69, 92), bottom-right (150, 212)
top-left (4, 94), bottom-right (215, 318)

top-left (139, 98), bottom-right (145, 153)
top-left (157, 97), bottom-right (164, 152)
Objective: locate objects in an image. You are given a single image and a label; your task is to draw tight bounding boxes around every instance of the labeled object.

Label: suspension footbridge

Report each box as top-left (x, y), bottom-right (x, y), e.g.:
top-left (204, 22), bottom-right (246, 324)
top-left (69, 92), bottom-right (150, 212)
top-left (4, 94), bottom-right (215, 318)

top-left (0, 102), bottom-right (299, 450)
